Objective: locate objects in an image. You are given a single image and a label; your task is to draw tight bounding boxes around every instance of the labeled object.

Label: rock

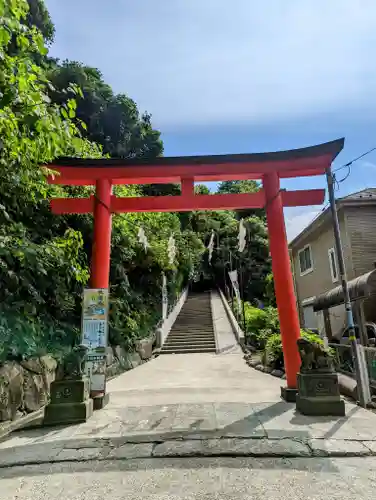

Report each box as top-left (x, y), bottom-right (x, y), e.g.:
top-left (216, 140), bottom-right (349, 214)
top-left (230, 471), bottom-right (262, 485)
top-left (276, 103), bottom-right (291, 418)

top-left (338, 373), bottom-right (357, 399)
top-left (129, 352), bottom-right (142, 368)
top-left (136, 337), bottom-right (154, 360)
top-left (40, 355), bottom-right (57, 392)
top-left (255, 364), bottom-right (264, 372)
top-left (263, 366), bottom-right (273, 374)
top-left (22, 356), bottom-right (57, 413)
top-left (0, 362), bottom-right (24, 421)
top-left (245, 344), bottom-right (257, 352)
top-left (105, 347), bottom-right (114, 367)
top-left (20, 358), bottom-right (44, 374)
top-left (249, 359), bottom-right (261, 368)
top-left (112, 345), bottom-right (127, 362)
top-left (106, 362), bottom-right (123, 378)
top-left (21, 356), bottom-right (58, 413)
top-left (15, 410), bottom-right (25, 419)
top-left (23, 368), bottom-right (48, 413)
top-left (40, 355), bottom-right (57, 373)
top-left (271, 369), bottom-right (284, 378)
top-left (152, 348), bottom-right (161, 358)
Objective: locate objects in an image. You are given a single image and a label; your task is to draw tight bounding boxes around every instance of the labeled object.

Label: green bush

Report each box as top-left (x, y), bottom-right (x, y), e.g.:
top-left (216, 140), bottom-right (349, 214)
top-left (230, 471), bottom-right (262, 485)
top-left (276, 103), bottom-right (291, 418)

top-left (241, 303), bottom-right (280, 349)
top-left (262, 330), bottom-right (329, 370)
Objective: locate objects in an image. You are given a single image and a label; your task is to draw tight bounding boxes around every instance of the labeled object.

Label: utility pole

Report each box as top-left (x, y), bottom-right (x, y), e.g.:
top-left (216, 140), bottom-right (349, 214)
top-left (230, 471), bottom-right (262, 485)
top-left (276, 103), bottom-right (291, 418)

top-left (326, 167), bottom-right (370, 407)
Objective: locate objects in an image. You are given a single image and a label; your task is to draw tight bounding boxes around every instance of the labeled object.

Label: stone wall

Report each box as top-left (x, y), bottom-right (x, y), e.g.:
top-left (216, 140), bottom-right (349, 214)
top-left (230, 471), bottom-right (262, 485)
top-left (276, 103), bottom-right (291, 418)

top-left (0, 355), bottom-right (57, 422)
top-left (0, 334), bottom-right (157, 424)
top-left (106, 335), bottom-right (156, 378)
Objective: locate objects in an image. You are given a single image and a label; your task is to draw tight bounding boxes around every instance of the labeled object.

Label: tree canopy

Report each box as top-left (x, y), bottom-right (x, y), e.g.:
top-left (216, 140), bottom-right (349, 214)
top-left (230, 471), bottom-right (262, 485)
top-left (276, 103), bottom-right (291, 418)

top-left (48, 61), bottom-right (163, 159)
top-left (26, 0), bottom-right (55, 43)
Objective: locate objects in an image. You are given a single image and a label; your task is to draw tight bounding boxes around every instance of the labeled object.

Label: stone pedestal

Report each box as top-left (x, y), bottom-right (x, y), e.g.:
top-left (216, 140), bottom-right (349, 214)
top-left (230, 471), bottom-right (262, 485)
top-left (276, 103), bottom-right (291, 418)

top-left (296, 372), bottom-right (345, 416)
top-left (44, 377), bottom-right (93, 425)
top-left (281, 386), bottom-right (298, 402)
top-left (92, 392), bottom-right (110, 410)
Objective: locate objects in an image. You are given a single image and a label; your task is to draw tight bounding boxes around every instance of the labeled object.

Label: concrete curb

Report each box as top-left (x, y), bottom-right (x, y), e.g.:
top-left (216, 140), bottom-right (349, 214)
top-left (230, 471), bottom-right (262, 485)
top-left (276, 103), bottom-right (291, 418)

top-left (0, 407), bottom-right (45, 441)
top-left (1, 436), bottom-right (375, 468)
top-left (209, 290), bottom-right (219, 354)
top-left (217, 288), bottom-right (245, 346)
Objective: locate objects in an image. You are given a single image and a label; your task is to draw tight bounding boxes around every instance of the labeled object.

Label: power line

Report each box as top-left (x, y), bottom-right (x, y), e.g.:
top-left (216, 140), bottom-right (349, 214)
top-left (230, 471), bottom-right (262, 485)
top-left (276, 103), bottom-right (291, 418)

top-left (335, 165), bottom-right (351, 184)
top-left (333, 146), bottom-right (376, 173)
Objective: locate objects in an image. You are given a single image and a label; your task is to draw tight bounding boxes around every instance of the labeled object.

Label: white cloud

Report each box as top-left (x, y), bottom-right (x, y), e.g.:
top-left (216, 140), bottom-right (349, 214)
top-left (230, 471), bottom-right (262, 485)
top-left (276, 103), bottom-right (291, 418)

top-left (285, 208), bottom-right (321, 243)
top-left (47, 0), bottom-right (376, 129)
top-left (361, 161), bottom-right (376, 170)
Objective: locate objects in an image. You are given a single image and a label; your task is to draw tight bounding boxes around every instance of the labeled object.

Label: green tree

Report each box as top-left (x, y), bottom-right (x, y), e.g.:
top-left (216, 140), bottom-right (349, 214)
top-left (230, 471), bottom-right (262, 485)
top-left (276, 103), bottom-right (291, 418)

top-left (48, 61), bottom-right (163, 158)
top-left (0, 0), bottom-right (101, 360)
top-left (217, 180), bottom-right (259, 194)
top-left (217, 180), bottom-right (264, 220)
top-left (27, 0), bottom-right (55, 43)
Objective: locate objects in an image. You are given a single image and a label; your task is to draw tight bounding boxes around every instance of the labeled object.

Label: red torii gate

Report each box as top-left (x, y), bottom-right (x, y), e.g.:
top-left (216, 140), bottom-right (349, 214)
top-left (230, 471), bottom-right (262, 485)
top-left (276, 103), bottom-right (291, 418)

top-left (47, 138), bottom-right (344, 399)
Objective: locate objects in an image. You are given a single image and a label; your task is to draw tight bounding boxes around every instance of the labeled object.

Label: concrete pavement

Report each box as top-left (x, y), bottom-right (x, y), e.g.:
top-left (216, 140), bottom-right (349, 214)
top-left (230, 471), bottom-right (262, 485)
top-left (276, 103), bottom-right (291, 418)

top-left (2, 294), bottom-right (376, 468)
top-left (2, 456), bottom-right (376, 499)
top-left (2, 350), bottom-right (376, 466)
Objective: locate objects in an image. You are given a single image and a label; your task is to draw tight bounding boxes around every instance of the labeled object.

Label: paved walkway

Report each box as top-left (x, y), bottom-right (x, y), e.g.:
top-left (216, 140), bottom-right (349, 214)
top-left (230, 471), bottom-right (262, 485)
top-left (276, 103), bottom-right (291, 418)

top-left (2, 348), bottom-right (376, 466)
top-left (3, 294), bottom-right (376, 466)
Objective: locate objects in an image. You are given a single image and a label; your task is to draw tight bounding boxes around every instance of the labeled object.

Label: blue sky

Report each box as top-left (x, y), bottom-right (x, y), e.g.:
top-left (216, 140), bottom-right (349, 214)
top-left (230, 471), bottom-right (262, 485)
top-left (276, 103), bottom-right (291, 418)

top-left (45, 0), bottom-right (376, 240)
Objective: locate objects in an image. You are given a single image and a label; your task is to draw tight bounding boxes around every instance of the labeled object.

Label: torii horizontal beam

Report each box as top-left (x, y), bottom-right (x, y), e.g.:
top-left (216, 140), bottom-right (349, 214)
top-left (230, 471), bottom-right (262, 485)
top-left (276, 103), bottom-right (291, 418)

top-left (47, 138), bottom-right (345, 185)
top-left (50, 189), bottom-right (325, 214)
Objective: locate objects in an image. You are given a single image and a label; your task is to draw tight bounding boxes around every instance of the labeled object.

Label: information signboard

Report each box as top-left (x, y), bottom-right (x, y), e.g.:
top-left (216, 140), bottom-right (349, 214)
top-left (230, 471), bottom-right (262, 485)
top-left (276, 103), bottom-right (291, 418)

top-left (81, 288), bottom-right (109, 349)
top-left (81, 288), bottom-right (109, 393)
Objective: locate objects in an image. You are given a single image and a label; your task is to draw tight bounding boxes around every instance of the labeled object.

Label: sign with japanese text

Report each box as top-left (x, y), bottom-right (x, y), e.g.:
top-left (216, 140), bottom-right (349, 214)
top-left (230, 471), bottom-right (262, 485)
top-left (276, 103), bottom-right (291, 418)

top-left (81, 288), bottom-right (109, 349)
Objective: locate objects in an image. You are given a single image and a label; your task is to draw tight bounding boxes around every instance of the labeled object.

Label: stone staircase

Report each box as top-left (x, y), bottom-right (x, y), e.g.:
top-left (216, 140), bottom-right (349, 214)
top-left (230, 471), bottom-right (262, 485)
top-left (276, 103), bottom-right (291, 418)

top-left (161, 292), bottom-right (217, 354)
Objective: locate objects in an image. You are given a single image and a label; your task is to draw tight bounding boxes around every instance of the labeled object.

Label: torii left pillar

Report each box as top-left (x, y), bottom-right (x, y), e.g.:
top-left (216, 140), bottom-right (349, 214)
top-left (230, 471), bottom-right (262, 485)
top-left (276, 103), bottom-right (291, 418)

top-left (90, 179), bottom-right (112, 409)
top-left (91, 179), bottom-right (112, 289)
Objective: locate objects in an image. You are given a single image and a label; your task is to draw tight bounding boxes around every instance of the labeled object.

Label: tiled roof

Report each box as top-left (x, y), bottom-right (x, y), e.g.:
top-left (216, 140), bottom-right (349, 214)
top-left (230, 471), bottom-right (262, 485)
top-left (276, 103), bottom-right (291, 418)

top-left (341, 188), bottom-right (376, 201)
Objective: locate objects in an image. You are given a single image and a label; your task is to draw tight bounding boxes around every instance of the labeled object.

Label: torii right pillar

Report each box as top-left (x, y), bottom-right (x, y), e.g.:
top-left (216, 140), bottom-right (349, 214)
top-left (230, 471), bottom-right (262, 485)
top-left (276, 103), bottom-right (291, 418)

top-left (263, 172), bottom-right (301, 401)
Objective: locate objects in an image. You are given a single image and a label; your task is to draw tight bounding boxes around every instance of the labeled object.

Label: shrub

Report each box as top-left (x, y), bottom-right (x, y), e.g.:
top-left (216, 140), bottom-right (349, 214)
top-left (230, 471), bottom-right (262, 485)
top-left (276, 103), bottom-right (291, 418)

top-left (262, 330), bottom-right (329, 370)
top-left (242, 303), bottom-right (280, 349)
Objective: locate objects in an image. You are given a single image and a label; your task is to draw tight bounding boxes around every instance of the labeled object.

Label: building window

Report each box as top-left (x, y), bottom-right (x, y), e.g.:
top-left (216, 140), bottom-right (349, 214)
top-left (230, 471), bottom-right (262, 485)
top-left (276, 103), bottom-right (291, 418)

top-left (328, 247), bottom-right (339, 283)
top-left (298, 244), bottom-right (313, 276)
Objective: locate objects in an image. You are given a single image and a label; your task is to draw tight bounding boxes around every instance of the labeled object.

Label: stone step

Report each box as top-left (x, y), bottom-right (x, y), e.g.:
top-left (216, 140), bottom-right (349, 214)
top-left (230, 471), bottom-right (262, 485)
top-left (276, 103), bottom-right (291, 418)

top-left (171, 325), bottom-right (214, 333)
top-left (176, 320), bottom-right (211, 324)
top-left (180, 304), bottom-right (210, 308)
top-left (171, 325), bottom-right (213, 328)
top-left (167, 341), bottom-right (215, 345)
top-left (163, 292), bottom-right (215, 354)
top-left (166, 332), bottom-right (214, 338)
top-left (160, 346), bottom-right (216, 354)
top-left (168, 331), bottom-right (214, 335)
top-left (175, 315), bottom-right (212, 319)
top-left (172, 322), bottom-right (213, 326)
top-left (179, 315), bottom-right (210, 318)
top-left (165, 338), bottom-right (215, 344)
top-left (171, 327), bottom-right (214, 331)
top-left (177, 314), bottom-right (211, 319)
top-left (168, 334), bottom-right (214, 338)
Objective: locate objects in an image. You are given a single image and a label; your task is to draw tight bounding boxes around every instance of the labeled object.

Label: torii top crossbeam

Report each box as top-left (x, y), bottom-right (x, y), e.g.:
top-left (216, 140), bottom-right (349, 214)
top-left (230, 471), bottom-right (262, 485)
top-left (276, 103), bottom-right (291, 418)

top-left (49, 138), bottom-right (344, 185)
top-left (46, 138), bottom-right (345, 393)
